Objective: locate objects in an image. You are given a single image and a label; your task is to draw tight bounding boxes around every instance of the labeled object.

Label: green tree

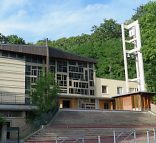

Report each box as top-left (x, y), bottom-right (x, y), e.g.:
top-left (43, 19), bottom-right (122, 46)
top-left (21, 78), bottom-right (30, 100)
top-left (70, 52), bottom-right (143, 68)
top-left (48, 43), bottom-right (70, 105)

top-left (31, 72), bottom-right (59, 113)
top-left (0, 33), bottom-right (7, 44)
top-left (0, 115), bottom-right (5, 139)
top-left (132, 1), bottom-right (156, 91)
top-left (0, 115), bottom-right (5, 125)
top-left (36, 19), bottom-right (125, 80)
top-left (91, 19), bottom-right (121, 41)
top-left (6, 35), bottom-right (25, 44)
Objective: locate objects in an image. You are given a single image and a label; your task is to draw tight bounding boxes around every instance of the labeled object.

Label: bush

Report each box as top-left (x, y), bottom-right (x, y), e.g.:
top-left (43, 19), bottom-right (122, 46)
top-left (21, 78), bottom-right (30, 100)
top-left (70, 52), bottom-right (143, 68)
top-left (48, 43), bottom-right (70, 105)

top-left (0, 115), bottom-right (5, 125)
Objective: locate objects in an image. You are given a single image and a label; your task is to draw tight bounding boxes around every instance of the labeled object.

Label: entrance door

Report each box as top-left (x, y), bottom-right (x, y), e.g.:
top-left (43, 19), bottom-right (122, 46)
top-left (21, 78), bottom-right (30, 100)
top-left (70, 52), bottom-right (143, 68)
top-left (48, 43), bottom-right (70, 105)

top-left (6, 122), bottom-right (10, 139)
top-left (104, 102), bottom-right (109, 109)
top-left (63, 100), bottom-right (70, 108)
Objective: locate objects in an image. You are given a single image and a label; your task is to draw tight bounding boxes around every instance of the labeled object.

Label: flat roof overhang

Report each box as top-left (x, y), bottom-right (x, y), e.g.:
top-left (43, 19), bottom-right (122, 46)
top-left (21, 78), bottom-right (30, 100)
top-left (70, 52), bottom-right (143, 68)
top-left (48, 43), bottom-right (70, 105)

top-left (58, 94), bottom-right (114, 101)
top-left (0, 104), bottom-right (38, 111)
top-left (112, 91), bottom-right (156, 98)
top-left (0, 44), bottom-right (96, 63)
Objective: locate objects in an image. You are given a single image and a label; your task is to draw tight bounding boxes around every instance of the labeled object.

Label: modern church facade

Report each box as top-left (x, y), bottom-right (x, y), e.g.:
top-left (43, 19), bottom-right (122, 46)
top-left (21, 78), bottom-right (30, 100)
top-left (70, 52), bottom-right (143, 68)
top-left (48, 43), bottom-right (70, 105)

top-left (0, 44), bottom-right (154, 130)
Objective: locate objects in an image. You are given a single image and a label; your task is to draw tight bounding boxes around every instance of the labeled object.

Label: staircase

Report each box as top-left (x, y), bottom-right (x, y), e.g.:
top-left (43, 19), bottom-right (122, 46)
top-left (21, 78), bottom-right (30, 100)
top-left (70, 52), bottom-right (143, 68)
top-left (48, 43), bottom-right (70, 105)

top-left (24, 109), bottom-right (156, 143)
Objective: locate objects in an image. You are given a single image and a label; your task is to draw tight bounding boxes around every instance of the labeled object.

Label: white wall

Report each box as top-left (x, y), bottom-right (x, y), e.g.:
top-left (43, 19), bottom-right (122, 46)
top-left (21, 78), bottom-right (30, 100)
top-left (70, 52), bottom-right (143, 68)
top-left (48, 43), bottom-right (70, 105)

top-left (95, 78), bottom-right (138, 98)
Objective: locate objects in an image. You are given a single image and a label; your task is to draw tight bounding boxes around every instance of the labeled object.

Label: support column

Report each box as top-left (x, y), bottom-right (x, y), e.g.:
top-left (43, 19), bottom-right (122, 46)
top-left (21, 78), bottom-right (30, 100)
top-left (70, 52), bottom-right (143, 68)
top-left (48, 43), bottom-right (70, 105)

top-left (1, 124), bottom-right (7, 143)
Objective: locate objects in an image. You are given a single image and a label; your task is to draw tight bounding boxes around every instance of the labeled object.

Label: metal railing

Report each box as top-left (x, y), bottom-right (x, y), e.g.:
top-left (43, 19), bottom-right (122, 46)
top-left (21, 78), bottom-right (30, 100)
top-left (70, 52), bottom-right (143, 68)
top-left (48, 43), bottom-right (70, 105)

top-left (113, 129), bottom-right (136, 143)
top-left (113, 129), bottom-right (156, 143)
top-left (55, 129), bottom-right (156, 143)
top-left (56, 134), bottom-right (85, 143)
top-left (0, 92), bottom-right (31, 104)
top-left (22, 104), bottom-right (60, 142)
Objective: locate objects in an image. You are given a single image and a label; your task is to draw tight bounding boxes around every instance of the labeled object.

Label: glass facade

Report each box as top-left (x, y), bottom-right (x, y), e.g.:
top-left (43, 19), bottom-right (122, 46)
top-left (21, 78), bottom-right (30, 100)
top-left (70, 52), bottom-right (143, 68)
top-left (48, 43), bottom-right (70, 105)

top-left (49, 59), bottom-right (95, 96)
top-left (0, 50), bottom-right (95, 97)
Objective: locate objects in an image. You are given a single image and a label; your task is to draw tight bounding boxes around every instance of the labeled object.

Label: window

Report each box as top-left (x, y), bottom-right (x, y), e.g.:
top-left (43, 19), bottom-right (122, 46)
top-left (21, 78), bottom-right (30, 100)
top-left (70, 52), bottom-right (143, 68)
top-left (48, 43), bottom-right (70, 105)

top-left (89, 69), bottom-right (93, 80)
top-left (17, 53), bottom-right (24, 59)
top-left (69, 88), bottom-right (74, 94)
top-left (10, 52), bottom-right (16, 58)
top-left (69, 81), bottom-right (72, 86)
top-left (74, 82), bottom-right (78, 87)
top-left (25, 65), bottom-right (31, 75)
top-left (50, 66), bottom-right (55, 73)
top-left (49, 59), bottom-right (55, 65)
top-left (90, 81), bottom-right (94, 87)
top-left (2, 51), bottom-right (8, 57)
top-left (90, 90), bottom-right (94, 95)
top-left (25, 65), bottom-right (43, 94)
top-left (69, 61), bottom-right (76, 65)
top-left (25, 77), bottom-right (31, 90)
top-left (32, 56), bottom-right (37, 63)
top-left (117, 87), bottom-right (123, 95)
top-left (102, 86), bottom-right (107, 93)
top-left (57, 74), bottom-right (67, 87)
top-left (129, 88), bottom-right (134, 93)
top-left (129, 88), bottom-right (138, 93)
top-left (104, 102), bottom-right (109, 109)
top-left (89, 63), bottom-right (93, 68)
top-left (57, 60), bottom-right (67, 72)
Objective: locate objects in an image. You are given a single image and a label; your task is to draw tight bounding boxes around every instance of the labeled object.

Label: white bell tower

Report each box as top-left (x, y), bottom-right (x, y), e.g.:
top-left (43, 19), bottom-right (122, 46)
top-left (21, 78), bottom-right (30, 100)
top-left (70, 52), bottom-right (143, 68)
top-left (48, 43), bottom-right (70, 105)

top-left (121, 20), bottom-right (146, 93)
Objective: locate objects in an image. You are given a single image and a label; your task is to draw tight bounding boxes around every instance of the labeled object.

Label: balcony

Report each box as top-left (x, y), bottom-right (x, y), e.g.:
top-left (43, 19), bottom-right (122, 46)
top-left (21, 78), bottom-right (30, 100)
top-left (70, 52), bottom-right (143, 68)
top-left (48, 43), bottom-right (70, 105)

top-left (0, 92), bottom-right (30, 104)
top-left (0, 92), bottom-right (37, 111)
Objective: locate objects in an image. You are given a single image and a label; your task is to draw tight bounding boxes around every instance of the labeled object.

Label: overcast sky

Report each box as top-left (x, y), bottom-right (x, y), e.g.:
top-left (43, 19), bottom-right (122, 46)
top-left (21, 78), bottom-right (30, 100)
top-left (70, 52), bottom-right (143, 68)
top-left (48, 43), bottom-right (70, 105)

top-left (0, 0), bottom-right (153, 43)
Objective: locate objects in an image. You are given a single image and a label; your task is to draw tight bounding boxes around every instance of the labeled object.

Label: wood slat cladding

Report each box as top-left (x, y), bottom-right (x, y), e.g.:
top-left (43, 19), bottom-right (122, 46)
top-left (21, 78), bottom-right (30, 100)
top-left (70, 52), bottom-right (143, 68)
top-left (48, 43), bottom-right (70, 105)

top-left (0, 44), bottom-right (96, 63)
top-left (114, 92), bottom-right (155, 111)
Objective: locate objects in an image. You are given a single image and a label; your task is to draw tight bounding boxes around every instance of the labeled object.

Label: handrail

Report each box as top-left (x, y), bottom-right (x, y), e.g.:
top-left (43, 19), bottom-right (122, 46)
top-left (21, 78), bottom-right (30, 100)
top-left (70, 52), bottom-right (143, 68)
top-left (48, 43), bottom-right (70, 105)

top-left (0, 92), bottom-right (31, 104)
top-left (21, 104), bottom-right (59, 143)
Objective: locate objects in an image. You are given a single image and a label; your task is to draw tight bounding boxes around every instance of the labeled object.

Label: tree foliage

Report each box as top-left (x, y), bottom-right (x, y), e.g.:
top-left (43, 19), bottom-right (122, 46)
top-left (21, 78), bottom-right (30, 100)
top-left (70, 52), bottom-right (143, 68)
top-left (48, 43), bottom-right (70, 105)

top-left (132, 1), bottom-right (156, 91)
top-left (7, 35), bottom-right (25, 44)
top-left (36, 19), bottom-right (129, 80)
top-left (0, 33), bottom-right (25, 44)
top-left (0, 115), bottom-right (5, 125)
top-left (31, 72), bottom-right (59, 113)
top-left (0, 1), bottom-right (154, 92)
top-left (36, 2), bottom-right (156, 91)
top-left (91, 19), bottom-right (121, 41)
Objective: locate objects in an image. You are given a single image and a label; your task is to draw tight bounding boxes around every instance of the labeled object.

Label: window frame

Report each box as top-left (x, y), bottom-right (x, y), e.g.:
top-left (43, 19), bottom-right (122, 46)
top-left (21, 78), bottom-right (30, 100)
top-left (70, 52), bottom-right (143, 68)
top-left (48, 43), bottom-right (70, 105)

top-left (102, 85), bottom-right (108, 94)
top-left (117, 87), bottom-right (123, 95)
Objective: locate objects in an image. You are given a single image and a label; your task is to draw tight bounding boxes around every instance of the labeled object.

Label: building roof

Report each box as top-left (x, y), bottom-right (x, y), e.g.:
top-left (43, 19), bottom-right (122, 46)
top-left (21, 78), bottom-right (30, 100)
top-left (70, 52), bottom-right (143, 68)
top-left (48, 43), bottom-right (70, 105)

top-left (0, 44), bottom-right (96, 63)
top-left (49, 47), bottom-right (96, 63)
top-left (112, 91), bottom-right (156, 98)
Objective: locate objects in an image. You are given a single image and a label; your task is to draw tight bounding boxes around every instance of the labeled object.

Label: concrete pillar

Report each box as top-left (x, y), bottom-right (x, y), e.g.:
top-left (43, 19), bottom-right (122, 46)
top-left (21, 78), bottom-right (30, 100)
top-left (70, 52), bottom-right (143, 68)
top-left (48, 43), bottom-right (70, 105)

top-left (95, 99), bottom-right (99, 109)
top-left (1, 124), bottom-right (7, 143)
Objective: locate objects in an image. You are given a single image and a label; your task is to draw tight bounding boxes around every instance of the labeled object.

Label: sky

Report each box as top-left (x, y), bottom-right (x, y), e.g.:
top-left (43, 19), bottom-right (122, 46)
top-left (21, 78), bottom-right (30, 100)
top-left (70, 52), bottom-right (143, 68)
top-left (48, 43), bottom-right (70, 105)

top-left (0, 0), bottom-right (153, 43)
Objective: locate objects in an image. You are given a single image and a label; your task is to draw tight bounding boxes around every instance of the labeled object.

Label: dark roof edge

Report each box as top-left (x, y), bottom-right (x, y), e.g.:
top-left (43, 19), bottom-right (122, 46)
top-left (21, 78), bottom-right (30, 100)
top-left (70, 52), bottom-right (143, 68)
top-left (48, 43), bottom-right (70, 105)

top-left (49, 46), bottom-right (96, 63)
top-left (112, 91), bottom-right (156, 98)
top-left (59, 94), bottom-right (113, 100)
top-left (0, 44), bottom-right (96, 63)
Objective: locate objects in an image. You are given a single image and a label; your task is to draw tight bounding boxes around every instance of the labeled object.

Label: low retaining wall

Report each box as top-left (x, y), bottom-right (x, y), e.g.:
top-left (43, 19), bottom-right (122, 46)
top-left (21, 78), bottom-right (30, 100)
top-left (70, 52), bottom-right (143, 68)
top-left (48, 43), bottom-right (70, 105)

top-left (151, 103), bottom-right (156, 113)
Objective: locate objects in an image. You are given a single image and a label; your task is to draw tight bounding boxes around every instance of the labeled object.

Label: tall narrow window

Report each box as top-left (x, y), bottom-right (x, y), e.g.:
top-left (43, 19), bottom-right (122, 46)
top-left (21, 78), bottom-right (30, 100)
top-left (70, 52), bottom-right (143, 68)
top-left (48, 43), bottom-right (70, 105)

top-left (117, 87), bottom-right (123, 95)
top-left (129, 88), bottom-right (135, 93)
top-left (102, 85), bottom-right (108, 94)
